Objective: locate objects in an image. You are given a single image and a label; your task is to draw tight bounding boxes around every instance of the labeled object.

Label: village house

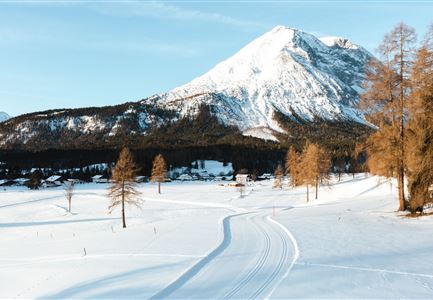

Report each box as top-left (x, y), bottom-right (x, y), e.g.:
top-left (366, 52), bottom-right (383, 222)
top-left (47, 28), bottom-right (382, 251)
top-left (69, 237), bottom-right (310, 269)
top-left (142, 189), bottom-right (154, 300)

top-left (42, 175), bottom-right (64, 188)
top-left (92, 174), bottom-right (109, 183)
top-left (235, 174), bottom-right (249, 185)
top-left (135, 176), bottom-right (147, 183)
top-left (0, 179), bottom-right (15, 187)
top-left (258, 173), bottom-right (272, 180)
top-left (14, 178), bottom-right (30, 186)
top-left (178, 174), bottom-right (193, 181)
top-left (66, 178), bottom-right (85, 185)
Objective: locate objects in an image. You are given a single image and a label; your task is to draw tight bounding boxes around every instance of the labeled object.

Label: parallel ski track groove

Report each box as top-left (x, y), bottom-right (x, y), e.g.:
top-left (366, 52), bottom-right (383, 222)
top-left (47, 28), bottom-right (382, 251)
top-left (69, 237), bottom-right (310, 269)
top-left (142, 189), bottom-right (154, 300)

top-left (249, 214), bottom-right (289, 299)
top-left (221, 214), bottom-right (271, 299)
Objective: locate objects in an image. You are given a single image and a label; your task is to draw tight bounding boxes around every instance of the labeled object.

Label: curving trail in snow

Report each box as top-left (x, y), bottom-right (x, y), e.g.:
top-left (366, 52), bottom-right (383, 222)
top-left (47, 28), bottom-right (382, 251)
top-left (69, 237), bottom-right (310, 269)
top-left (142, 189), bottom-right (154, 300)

top-left (264, 215), bottom-right (300, 299)
top-left (151, 210), bottom-right (298, 299)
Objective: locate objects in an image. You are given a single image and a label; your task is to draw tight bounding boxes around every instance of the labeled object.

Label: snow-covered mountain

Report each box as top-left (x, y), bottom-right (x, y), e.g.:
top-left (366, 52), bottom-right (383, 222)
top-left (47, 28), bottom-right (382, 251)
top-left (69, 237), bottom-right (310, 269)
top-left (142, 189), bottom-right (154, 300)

top-left (0, 112), bottom-right (10, 123)
top-left (0, 26), bottom-right (374, 148)
top-left (144, 26), bottom-right (373, 140)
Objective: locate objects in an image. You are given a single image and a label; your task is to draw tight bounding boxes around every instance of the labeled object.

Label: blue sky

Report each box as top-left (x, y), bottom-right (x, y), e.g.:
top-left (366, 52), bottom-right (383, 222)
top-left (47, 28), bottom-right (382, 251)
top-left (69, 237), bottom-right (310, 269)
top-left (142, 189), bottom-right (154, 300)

top-left (1, 0), bottom-right (432, 116)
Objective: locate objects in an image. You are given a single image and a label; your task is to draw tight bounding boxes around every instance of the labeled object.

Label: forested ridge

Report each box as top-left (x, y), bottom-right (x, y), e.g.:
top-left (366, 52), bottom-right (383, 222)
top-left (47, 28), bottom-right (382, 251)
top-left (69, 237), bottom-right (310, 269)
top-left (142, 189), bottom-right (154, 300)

top-left (0, 104), bottom-right (369, 175)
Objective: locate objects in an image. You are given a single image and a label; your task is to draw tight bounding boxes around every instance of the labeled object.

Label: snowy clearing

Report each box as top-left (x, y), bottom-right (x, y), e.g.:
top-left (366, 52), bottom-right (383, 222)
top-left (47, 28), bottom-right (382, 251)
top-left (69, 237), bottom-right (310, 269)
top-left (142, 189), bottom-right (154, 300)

top-left (1, 175), bottom-right (433, 298)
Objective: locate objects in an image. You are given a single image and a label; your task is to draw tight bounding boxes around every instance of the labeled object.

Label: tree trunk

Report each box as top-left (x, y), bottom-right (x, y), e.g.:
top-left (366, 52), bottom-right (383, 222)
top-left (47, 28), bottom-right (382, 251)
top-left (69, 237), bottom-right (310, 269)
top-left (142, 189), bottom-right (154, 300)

top-left (398, 171), bottom-right (406, 211)
top-left (315, 177), bottom-right (319, 200)
top-left (68, 199), bottom-right (71, 213)
top-left (122, 182), bottom-right (126, 228)
top-left (306, 184), bottom-right (309, 202)
top-left (398, 35), bottom-right (406, 211)
top-left (338, 172), bottom-right (341, 182)
top-left (398, 86), bottom-right (406, 210)
top-left (158, 182), bottom-right (161, 194)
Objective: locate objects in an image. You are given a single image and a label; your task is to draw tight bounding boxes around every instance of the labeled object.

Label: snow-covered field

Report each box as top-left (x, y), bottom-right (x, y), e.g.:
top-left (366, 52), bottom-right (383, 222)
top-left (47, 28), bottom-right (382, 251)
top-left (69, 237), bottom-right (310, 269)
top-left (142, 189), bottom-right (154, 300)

top-left (1, 175), bottom-right (433, 298)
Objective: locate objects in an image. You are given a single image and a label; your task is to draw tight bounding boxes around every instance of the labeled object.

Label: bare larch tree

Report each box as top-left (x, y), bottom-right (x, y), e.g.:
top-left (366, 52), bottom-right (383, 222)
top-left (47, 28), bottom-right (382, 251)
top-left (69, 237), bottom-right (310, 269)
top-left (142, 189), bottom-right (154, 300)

top-left (360, 22), bottom-right (416, 211)
top-left (64, 180), bottom-right (75, 213)
top-left (285, 146), bottom-right (301, 188)
top-left (151, 154), bottom-right (167, 194)
top-left (407, 25), bottom-right (433, 212)
top-left (108, 147), bottom-right (141, 228)
top-left (273, 164), bottom-right (284, 189)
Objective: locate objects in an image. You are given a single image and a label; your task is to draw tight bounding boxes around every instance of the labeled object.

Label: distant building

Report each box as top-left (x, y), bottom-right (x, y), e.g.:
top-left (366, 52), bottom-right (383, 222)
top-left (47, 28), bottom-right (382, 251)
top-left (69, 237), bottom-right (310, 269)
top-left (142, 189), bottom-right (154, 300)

top-left (0, 179), bottom-right (14, 187)
top-left (92, 175), bottom-right (109, 183)
top-left (178, 174), bottom-right (193, 181)
top-left (13, 178), bottom-right (30, 186)
top-left (214, 176), bottom-right (231, 181)
top-left (135, 176), bottom-right (147, 183)
top-left (199, 172), bottom-right (210, 180)
top-left (66, 178), bottom-right (84, 184)
top-left (235, 174), bottom-right (249, 185)
top-left (258, 173), bottom-right (272, 180)
top-left (43, 175), bottom-right (64, 188)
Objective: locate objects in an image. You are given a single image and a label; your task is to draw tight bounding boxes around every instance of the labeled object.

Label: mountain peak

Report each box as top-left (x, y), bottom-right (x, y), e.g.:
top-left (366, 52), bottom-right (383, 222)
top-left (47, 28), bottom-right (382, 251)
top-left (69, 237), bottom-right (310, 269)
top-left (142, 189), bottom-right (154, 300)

top-left (268, 25), bottom-right (299, 34)
top-left (153, 26), bottom-right (374, 139)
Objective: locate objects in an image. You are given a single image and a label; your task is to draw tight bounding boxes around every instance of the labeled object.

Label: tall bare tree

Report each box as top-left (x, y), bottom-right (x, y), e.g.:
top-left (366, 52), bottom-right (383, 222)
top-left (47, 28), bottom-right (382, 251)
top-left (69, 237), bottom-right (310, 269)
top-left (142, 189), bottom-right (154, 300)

top-left (108, 148), bottom-right (141, 228)
top-left (360, 23), bottom-right (417, 211)
top-left (151, 154), bottom-right (167, 194)
top-left (391, 23), bottom-right (417, 210)
top-left (316, 146), bottom-right (331, 199)
top-left (273, 164), bottom-right (284, 189)
top-left (299, 142), bottom-right (318, 202)
top-left (285, 146), bottom-right (300, 187)
top-left (407, 25), bottom-right (433, 212)
top-left (348, 144), bottom-right (364, 179)
top-left (64, 181), bottom-right (75, 213)
top-left (334, 155), bottom-right (345, 182)
top-left (298, 142), bottom-right (330, 201)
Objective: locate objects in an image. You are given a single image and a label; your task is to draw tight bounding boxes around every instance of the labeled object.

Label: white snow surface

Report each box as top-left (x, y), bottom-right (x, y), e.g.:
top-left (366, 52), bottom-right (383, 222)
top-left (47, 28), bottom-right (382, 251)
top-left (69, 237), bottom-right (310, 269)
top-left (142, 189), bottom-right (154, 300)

top-left (1, 174), bottom-right (433, 298)
top-left (149, 26), bottom-right (373, 134)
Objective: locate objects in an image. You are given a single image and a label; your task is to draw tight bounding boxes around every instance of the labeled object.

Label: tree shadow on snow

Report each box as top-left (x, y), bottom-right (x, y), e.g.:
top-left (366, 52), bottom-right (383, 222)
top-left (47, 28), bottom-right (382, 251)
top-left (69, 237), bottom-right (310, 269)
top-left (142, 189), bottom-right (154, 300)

top-left (38, 261), bottom-right (191, 299)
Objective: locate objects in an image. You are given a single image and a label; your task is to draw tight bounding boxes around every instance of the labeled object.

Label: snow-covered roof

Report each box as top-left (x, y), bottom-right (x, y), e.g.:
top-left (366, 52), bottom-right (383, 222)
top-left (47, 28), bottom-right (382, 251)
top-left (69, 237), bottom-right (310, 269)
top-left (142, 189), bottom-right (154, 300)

top-left (67, 178), bottom-right (81, 183)
top-left (92, 175), bottom-right (104, 179)
top-left (236, 174), bottom-right (249, 178)
top-left (14, 178), bottom-right (29, 184)
top-left (46, 175), bottom-right (62, 182)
